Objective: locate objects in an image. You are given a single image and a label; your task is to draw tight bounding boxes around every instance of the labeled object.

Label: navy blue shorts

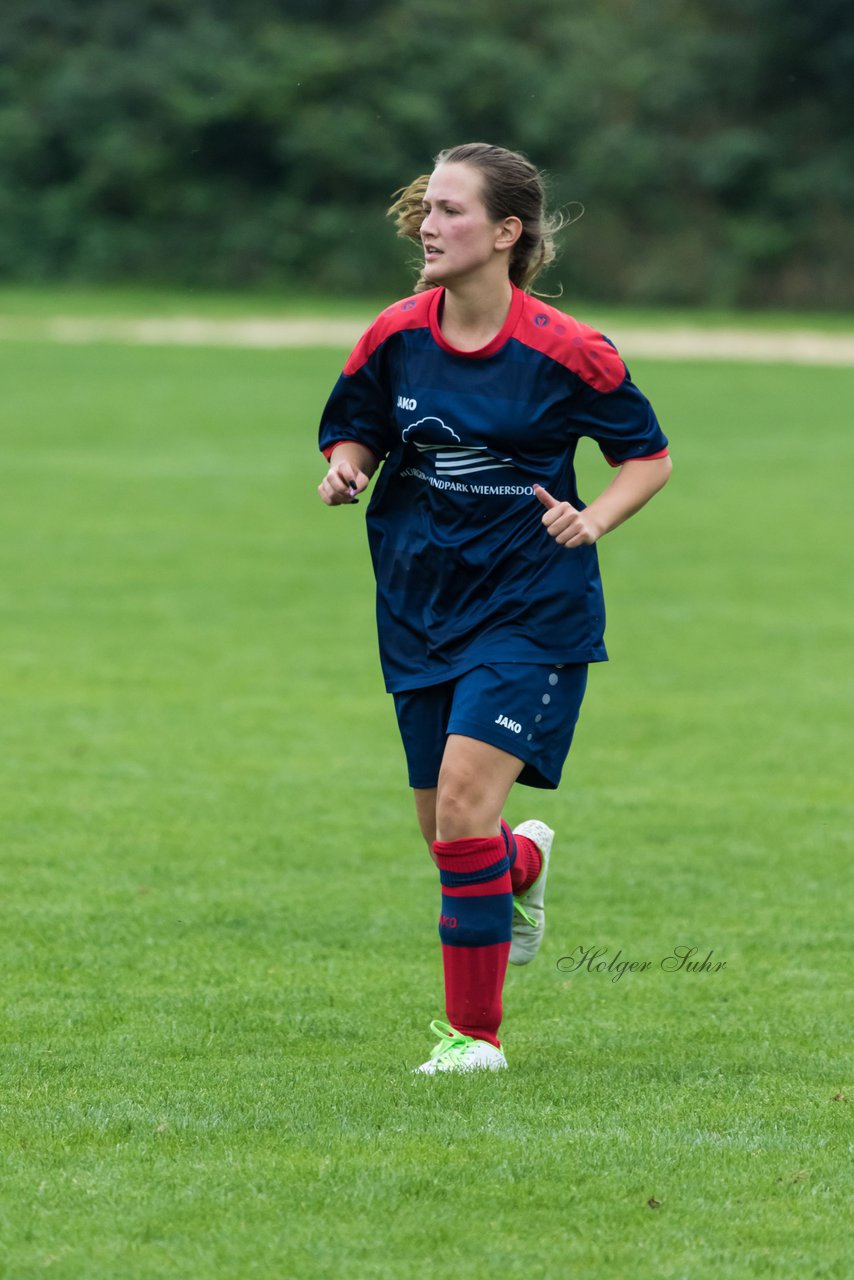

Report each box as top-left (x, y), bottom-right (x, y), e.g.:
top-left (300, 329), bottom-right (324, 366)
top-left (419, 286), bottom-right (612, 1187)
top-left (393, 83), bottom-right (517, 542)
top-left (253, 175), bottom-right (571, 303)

top-left (392, 662), bottom-right (589, 791)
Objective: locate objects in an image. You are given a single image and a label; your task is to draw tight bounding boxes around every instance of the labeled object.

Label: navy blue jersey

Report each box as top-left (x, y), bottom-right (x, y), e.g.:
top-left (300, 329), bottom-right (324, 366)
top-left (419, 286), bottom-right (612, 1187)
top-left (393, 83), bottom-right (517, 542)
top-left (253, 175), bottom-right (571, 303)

top-left (318, 285), bottom-right (668, 693)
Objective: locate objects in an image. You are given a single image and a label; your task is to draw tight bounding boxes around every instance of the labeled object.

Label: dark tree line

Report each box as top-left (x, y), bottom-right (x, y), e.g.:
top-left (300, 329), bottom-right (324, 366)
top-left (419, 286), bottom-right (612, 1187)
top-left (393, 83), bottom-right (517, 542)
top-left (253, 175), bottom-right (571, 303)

top-left (1, 0), bottom-right (852, 305)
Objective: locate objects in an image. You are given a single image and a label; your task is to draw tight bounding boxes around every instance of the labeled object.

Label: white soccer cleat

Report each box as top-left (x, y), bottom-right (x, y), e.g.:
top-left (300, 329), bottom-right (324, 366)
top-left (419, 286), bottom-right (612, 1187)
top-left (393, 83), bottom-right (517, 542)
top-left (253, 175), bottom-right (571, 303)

top-left (414, 1020), bottom-right (508, 1074)
top-left (509, 819), bottom-right (554, 966)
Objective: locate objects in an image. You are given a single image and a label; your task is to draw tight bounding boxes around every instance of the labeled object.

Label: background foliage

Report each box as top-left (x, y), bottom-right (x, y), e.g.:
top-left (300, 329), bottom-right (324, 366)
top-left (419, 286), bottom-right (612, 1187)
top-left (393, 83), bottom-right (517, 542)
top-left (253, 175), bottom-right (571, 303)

top-left (2, 0), bottom-right (853, 304)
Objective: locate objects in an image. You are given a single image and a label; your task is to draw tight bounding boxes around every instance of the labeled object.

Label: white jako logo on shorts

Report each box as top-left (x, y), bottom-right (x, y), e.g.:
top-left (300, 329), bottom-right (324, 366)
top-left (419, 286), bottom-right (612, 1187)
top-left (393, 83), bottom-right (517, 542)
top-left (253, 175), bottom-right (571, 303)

top-left (495, 714), bottom-right (522, 734)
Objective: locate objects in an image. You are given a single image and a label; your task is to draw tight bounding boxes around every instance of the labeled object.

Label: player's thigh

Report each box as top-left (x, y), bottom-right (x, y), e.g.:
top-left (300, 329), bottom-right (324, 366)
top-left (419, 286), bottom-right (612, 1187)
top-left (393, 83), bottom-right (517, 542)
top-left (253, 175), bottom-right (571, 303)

top-left (435, 734), bottom-right (524, 841)
top-left (413, 787), bottom-right (438, 854)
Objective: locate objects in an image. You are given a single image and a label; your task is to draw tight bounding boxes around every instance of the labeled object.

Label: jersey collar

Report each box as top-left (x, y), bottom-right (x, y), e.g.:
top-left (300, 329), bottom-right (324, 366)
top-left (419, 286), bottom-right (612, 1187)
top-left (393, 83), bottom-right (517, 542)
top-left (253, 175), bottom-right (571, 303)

top-left (428, 285), bottom-right (525, 359)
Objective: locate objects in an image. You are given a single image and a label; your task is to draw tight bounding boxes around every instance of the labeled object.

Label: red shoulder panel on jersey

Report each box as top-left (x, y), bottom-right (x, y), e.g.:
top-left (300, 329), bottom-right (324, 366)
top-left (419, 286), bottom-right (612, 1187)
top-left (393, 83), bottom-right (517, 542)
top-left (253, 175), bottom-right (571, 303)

top-left (515, 293), bottom-right (626, 393)
top-left (343, 291), bottom-right (436, 376)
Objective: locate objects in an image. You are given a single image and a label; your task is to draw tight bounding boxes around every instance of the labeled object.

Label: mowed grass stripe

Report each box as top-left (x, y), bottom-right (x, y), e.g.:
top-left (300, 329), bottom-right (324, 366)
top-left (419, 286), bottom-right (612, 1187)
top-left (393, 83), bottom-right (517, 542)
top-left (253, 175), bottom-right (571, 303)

top-left (1, 339), bottom-right (850, 1278)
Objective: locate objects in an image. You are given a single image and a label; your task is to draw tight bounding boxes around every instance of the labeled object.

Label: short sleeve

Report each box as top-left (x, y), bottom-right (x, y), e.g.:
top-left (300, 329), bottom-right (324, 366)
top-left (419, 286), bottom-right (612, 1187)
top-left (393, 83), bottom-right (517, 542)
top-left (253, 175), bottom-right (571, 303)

top-left (318, 329), bottom-right (397, 463)
top-left (572, 365), bottom-right (668, 467)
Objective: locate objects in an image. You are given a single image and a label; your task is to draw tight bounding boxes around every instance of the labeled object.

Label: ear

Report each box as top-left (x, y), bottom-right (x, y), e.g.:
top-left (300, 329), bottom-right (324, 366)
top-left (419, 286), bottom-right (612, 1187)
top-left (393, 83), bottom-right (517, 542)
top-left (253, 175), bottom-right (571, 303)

top-left (494, 216), bottom-right (523, 253)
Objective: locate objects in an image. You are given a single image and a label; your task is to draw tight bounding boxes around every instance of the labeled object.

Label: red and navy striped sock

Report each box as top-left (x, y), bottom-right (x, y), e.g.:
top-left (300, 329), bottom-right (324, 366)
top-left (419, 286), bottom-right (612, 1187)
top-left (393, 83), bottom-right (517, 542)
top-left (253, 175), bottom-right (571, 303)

top-left (500, 819), bottom-right (543, 896)
top-left (432, 835), bottom-right (513, 1048)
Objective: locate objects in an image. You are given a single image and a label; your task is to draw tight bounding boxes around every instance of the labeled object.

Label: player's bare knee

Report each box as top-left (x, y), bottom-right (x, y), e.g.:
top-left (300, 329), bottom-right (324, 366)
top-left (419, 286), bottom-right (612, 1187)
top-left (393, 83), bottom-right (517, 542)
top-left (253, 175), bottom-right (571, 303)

top-left (435, 777), bottom-right (488, 841)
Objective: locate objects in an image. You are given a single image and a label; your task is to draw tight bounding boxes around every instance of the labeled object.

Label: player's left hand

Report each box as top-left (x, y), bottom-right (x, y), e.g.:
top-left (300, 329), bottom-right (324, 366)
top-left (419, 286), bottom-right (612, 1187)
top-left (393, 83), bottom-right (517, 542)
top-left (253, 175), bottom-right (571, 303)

top-left (534, 484), bottom-right (603, 547)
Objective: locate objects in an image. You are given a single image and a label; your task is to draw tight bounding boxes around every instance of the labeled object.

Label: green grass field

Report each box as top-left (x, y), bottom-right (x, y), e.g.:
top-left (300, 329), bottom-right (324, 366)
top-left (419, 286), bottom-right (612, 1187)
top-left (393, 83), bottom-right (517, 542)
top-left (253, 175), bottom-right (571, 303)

top-left (1, 306), bottom-right (851, 1278)
top-left (2, 282), bottom-right (854, 328)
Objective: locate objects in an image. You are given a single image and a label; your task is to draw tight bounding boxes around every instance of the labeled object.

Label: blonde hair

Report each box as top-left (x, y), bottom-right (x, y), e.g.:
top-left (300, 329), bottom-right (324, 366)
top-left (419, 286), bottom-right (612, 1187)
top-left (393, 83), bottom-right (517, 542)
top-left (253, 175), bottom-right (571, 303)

top-left (388, 142), bottom-right (565, 293)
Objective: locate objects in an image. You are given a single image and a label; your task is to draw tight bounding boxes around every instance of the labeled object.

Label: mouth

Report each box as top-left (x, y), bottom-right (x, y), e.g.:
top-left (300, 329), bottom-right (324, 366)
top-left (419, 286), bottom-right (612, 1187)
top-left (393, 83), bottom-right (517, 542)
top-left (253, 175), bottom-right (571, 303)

top-left (424, 246), bottom-right (443, 259)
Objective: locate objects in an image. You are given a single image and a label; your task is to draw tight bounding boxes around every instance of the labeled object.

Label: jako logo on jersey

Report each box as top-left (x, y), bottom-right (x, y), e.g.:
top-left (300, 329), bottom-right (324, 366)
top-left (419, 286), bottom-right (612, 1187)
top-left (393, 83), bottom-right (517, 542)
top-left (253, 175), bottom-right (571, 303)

top-left (495, 714), bottom-right (522, 734)
top-left (397, 396), bottom-right (417, 410)
top-left (439, 914), bottom-right (458, 928)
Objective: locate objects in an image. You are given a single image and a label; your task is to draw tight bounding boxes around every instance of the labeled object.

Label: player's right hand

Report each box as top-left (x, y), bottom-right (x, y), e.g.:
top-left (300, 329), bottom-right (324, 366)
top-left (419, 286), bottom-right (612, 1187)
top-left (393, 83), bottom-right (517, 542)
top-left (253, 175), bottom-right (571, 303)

top-left (318, 461), bottom-right (368, 506)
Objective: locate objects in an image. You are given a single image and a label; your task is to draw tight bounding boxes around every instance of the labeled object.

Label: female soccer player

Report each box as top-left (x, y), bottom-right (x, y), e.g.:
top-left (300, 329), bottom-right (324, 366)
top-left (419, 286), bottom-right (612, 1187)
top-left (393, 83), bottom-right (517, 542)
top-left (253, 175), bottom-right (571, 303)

top-left (317, 143), bottom-right (671, 1073)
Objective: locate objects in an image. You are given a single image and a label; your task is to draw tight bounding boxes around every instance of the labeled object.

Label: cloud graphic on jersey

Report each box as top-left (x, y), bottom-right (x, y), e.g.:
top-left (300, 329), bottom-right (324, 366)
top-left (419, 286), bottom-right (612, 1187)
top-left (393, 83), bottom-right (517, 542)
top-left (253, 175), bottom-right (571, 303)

top-left (402, 415), bottom-right (515, 479)
top-left (402, 416), bottom-right (461, 444)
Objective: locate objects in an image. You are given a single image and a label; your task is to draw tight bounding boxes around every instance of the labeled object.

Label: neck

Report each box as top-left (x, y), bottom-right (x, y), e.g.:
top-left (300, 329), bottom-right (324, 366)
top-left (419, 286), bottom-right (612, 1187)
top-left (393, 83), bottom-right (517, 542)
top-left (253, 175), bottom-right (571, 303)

top-left (440, 277), bottom-right (514, 350)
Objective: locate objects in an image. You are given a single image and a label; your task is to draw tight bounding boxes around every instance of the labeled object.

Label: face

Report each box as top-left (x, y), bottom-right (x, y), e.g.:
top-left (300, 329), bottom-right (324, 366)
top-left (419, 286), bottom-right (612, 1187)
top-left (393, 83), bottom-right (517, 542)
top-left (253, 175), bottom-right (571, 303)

top-left (420, 162), bottom-right (517, 286)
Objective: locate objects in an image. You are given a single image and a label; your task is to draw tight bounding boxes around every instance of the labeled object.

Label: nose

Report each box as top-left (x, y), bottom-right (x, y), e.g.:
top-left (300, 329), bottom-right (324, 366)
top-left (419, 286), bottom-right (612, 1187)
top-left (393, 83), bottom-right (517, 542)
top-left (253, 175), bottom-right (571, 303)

top-left (421, 207), bottom-right (437, 238)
